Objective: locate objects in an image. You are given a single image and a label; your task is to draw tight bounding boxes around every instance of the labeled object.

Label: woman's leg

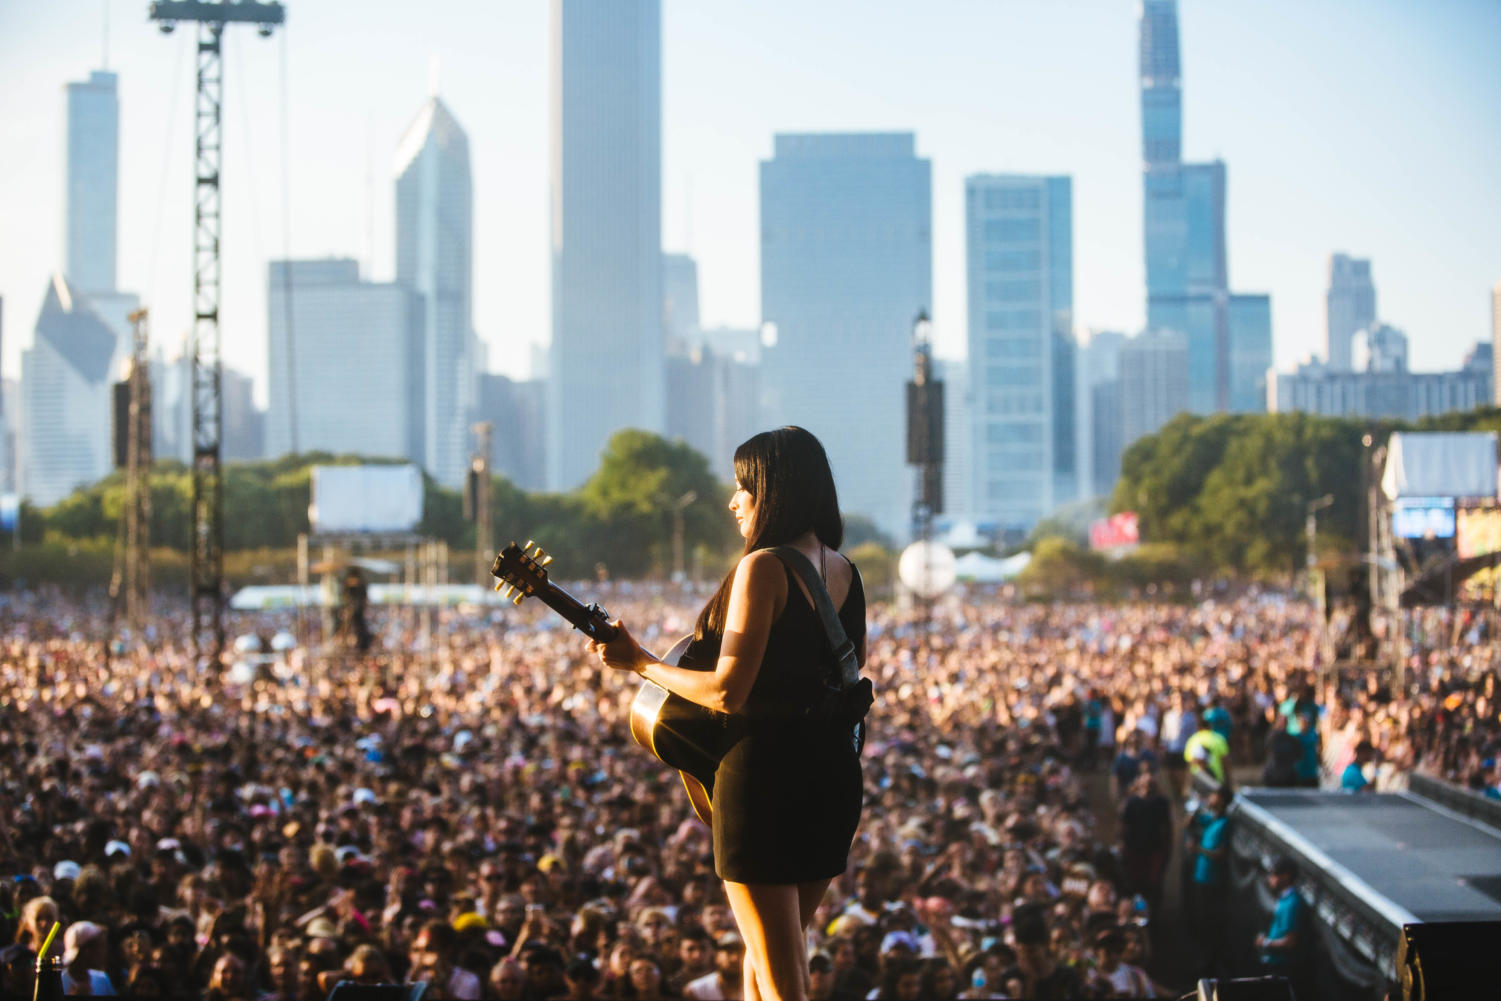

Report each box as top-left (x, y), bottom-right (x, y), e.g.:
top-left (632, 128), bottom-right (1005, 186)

top-left (797, 878), bottom-right (833, 930)
top-left (724, 879), bottom-right (814, 1001)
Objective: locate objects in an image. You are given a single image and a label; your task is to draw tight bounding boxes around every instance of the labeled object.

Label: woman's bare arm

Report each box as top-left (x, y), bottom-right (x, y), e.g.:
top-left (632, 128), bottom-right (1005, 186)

top-left (596, 550), bottom-right (785, 714)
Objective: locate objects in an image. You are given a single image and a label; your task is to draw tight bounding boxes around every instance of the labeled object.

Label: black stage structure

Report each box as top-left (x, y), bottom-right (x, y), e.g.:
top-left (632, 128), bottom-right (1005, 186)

top-left (1208, 781), bottom-right (1501, 1000)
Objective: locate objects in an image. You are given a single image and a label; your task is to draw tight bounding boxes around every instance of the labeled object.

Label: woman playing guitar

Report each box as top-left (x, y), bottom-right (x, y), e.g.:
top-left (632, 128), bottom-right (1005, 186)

top-left (589, 426), bottom-right (866, 1001)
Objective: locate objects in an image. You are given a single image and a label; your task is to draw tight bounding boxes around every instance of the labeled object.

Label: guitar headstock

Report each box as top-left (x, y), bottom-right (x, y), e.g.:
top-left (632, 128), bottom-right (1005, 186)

top-left (490, 539), bottom-right (554, 605)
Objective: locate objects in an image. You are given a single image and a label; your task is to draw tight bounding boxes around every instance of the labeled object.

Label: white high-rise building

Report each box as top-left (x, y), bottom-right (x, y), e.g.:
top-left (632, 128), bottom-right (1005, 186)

top-left (19, 276), bottom-right (119, 505)
top-left (1325, 254), bottom-right (1376, 372)
top-left (65, 70), bottom-right (118, 296)
top-left (395, 96), bottom-right (475, 487)
top-left (548, 0), bottom-right (663, 489)
top-left (965, 174), bottom-right (1076, 533)
top-left (266, 259), bottom-right (423, 462)
top-left (760, 133), bottom-right (931, 539)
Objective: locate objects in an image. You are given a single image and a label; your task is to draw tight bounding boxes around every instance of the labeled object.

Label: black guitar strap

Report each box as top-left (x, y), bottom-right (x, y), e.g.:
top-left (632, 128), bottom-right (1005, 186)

top-left (766, 546), bottom-right (861, 692)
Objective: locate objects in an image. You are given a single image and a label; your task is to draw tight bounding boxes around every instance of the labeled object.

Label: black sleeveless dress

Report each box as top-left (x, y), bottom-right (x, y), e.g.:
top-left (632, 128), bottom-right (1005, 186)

top-left (702, 558), bottom-right (866, 884)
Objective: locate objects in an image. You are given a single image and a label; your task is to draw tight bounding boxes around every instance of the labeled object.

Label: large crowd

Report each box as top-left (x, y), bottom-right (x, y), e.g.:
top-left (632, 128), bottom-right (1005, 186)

top-left (2, 582), bottom-right (1498, 1000)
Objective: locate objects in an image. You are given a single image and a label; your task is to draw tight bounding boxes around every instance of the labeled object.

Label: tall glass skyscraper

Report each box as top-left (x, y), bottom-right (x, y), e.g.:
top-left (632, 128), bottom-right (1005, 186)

top-left (64, 70), bottom-right (118, 296)
top-left (1228, 293), bottom-right (1272, 412)
top-left (548, 0), bottom-right (663, 490)
top-left (1139, 0), bottom-right (1268, 415)
top-left (1138, 0), bottom-right (1181, 168)
top-left (965, 174), bottom-right (1076, 532)
top-left (760, 133), bottom-right (931, 540)
top-left (1325, 254), bottom-right (1376, 371)
top-left (395, 95), bottom-right (475, 487)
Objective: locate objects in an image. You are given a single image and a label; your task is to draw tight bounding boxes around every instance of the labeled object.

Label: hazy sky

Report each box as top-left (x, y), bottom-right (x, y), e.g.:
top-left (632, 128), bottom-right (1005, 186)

top-left (2, 0), bottom-right (1499, 402)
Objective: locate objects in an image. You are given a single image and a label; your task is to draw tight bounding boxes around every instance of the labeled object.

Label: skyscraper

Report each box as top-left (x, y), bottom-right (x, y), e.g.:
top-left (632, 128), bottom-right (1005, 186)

top-left (1138, 0), bottom-right (1269, 415)
top-left (1493, 280), bottom-right (1501, 406)
top-left (64, 70), bottom-right (118, 295)
top-left (1119, 330), bottom-right (1190, 448)
top-left (1351, 322), bottom-right (1408, 374)
top-left (548, 0), bottom-right (663, 489)
top-left (19, 275), bottom-right (118, 505)
top-left (266, 259), bottom-right (423, 463)
top-left (760, 133), bottom-right (931, 539)
top-left (476, 372), bottom-right (547, 491)
top-left (1325, 254), bottom-right (1376, 371)
top-left (395, 95), bottom-right (475, 487)
top-left (1077, 329), bottom-right (1126, 499)
top-left (663, 252), bottom-right (700, 348)
top-left (1138, 0), bottom-right (1181, 169)
top-left (965, 174), bottom-right (1076, 532)
top-left (937, 357), bottom-right (974, 522)
top-left (1228, 293), bottom-right (1272, 412)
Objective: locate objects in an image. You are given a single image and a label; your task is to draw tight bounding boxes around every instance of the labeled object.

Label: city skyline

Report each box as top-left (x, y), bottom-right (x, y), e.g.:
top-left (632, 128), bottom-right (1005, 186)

top-left (1, 0), bottom-right (1499, 406)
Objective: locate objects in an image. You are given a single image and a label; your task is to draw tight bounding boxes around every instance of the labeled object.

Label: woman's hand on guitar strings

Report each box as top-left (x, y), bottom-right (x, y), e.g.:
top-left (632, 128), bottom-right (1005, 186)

top-left (589, 620), bottom-right (649, 674)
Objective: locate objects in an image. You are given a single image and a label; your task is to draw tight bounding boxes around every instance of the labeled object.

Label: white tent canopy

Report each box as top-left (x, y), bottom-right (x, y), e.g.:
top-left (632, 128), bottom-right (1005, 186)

top-left (954, 551), bottom-right (1030, 582)
top-left (1381, 432), bottom-right (1498, 501)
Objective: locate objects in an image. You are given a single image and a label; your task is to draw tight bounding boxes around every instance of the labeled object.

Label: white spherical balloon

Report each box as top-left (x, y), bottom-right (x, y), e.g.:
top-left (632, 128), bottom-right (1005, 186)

top-left (898, 541), bottom-right (957, 598)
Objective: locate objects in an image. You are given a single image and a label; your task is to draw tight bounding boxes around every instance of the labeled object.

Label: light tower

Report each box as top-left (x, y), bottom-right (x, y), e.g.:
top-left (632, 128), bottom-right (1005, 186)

top-left (905, 310), bottom-right (944, 542)
top-left (148, 1), bottom-right (285, 664)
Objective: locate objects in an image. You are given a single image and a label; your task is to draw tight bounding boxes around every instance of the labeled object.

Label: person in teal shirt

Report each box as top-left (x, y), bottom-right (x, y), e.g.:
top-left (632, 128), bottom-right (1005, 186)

top-left (1294, 706), bottom-right (1321, 787)
top-left (1257, 856), bottom-right (1312, 997)
top-left (1187, 784), bottom-right (1232, 976)
top-left (1203, 697), bottom-right (1233, 742)
top-left (1340, 741), bottom-right (1375, 792)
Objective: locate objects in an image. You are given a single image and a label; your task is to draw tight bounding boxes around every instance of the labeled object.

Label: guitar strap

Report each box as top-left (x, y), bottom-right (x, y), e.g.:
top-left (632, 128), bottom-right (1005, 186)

top-left (766, 546), bottom-right (861, 692)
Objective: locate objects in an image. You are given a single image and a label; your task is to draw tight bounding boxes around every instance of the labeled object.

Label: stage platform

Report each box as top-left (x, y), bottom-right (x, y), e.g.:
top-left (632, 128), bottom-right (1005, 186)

top-left (1227, 788), bottom-right (1501, 996)
top-left (1237, 789), bottom-right (1501, 923)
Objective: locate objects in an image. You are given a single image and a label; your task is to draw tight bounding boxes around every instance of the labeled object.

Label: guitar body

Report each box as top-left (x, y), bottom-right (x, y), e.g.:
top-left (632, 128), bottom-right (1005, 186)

top-left (628, 636), bottom-right (743, 826)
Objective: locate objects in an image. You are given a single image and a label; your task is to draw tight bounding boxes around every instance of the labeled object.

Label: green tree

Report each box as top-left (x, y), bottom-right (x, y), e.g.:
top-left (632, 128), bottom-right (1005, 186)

top-left (1018, 536), bottom-right (1105, 598)
top-left (573, 430), bottom-right (738, 578)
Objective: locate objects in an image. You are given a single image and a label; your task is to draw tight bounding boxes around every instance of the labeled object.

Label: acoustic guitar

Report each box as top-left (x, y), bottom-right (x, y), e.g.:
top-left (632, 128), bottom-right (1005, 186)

top-left (490, 541), bottom-right (739, 824)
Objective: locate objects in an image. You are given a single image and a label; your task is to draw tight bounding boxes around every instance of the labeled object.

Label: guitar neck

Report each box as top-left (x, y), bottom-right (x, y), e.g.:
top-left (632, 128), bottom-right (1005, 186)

top-left (534, 580), bottom-right (618, 643)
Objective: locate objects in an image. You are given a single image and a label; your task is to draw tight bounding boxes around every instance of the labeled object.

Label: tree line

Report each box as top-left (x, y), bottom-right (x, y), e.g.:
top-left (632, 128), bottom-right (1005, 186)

top-left (14, 406), bottom-right (1501, 591)
top-left (1012, 405), bottom-right (1501, 596)
top-left (5, 431), bottom-right (744, 587)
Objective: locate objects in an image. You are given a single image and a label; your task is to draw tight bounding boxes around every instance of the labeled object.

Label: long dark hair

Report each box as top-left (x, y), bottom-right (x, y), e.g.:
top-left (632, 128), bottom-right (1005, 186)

top-left (694, 426), bottom-right (843, 641)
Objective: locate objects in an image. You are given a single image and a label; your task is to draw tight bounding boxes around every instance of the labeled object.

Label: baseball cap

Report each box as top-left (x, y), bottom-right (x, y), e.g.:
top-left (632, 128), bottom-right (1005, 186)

top-left (63, 922), bottom-right (105, 965)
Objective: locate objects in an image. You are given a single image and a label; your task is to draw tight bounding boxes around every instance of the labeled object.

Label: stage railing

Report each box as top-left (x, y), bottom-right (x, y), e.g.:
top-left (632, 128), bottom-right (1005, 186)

top-left (1407, 772), bottom-right (1501, 831)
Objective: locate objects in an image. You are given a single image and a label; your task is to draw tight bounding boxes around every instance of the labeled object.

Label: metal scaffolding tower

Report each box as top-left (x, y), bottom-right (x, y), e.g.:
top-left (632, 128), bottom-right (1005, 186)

top-left (149, 1), bottom-right (285, 664)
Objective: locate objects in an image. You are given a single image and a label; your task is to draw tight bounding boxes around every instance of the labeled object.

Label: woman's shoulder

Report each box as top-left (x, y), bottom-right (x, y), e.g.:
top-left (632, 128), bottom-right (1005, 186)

top-left (737, 548), bottom-right (792, 598)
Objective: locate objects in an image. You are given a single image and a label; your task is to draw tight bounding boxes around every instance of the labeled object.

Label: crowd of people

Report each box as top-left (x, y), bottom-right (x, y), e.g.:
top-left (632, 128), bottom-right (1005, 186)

top-left (2, 581), bottom-right (1498, 1000)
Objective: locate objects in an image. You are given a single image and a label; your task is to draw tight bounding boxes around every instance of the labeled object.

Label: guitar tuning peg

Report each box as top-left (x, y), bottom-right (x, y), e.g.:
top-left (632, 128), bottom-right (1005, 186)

top-left (540, 555), bottom-right (554, 566)
top-left (523, 539), bottom-right (535, 552)
top-left (492, 580), bottom-right (504, 592)
top-left (532, 546), bottom-right (546, 558)
top-left (512, 593), bottom-right (525, 606)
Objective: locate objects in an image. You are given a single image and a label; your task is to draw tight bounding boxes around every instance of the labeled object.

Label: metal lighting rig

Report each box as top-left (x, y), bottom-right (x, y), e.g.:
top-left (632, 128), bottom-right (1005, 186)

top-left (906, 310), bottom-right (944, 542)
top-left (148, 1), bottom-right (285, 663)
